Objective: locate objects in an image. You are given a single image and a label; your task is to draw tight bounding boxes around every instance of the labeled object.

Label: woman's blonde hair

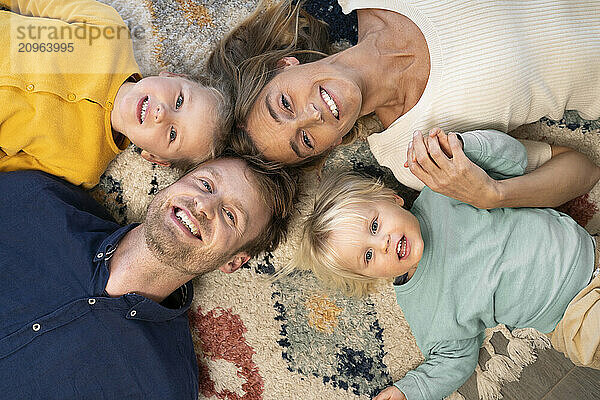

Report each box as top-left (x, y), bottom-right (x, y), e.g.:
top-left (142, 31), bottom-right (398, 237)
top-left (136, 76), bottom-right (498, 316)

top-left (286, 171), bottom-right (399, 297)
top-left (206, 0), bottom-right (366, 168)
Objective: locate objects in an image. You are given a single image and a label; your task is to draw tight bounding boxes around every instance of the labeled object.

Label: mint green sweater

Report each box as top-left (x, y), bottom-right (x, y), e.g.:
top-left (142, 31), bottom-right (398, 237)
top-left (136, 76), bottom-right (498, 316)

top-left (394, 130), bottom-right (594, 400)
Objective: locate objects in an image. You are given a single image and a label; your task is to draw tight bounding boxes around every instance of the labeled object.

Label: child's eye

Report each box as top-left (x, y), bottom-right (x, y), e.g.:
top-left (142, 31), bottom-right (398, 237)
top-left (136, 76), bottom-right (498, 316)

top-left (302, 130), bottom-right (313, 149)
top-left (281, 94), bottom-right (291, 111)
top-left (223, 208), bottom-right (235, 223)
top-left (176, 93), bottom-right (184, 109)
top-left (370, 217), bottom-right (379, 234)
top-left (169, 127), bottom-right (177, 142)
top-left (200, 179), bottom-right (212, 193)
top-left (365, 249), bottom-right (373, 263)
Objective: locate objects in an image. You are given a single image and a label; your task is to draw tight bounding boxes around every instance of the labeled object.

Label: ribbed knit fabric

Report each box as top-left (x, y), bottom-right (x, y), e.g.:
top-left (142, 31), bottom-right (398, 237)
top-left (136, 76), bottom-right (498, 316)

top-left (339, 0), bottom-right (600, 190)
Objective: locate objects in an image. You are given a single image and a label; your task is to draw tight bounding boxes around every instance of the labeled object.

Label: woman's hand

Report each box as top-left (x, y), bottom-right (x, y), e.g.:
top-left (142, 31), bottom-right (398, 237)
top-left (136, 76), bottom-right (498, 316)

top-left (405, 128), bottom-right (501, 209)
top-left (373, 386), bottom-right (406, 400)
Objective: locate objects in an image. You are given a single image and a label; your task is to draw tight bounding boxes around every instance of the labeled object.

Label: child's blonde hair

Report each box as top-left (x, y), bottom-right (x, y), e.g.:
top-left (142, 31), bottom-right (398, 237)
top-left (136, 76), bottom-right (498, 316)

top-left (293, 171), bottom-right (399, 297)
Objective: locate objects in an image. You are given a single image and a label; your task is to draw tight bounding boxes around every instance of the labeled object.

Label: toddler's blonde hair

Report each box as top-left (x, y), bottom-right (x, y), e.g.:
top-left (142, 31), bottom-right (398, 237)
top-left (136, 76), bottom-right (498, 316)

top-left (291, 171), bottom-right (400, 297)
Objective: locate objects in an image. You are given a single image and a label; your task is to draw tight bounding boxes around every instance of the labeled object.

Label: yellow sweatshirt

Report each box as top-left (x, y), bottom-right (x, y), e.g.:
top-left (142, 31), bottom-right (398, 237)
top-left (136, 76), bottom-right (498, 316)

top-left (0, 0), bottom-right (140, 188)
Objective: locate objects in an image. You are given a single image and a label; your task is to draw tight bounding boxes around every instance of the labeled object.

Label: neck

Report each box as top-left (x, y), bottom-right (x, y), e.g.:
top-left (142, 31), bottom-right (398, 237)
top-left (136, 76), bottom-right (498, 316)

top-left (105, 225), bottom-right (195, 303)
top-left (335, 9), bottom-right (429, 122)
top-left (110, 81), bottom-right (135, 135)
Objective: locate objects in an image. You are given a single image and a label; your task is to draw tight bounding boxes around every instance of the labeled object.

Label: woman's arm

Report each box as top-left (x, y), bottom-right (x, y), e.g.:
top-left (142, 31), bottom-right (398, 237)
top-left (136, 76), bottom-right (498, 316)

top-left (406, 129), bottom-right (600, 209)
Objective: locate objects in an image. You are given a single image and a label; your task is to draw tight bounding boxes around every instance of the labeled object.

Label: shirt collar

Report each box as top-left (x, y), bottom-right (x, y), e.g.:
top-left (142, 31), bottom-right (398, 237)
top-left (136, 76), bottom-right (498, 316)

top-left (121, 281), bottom-right (194, 322)
top-left (92, 223), bottom-right (194, 321)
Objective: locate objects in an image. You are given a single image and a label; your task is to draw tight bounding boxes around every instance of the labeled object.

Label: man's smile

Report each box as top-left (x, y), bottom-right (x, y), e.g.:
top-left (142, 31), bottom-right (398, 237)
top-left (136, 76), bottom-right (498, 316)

top-left (171, 206), bottom-right (202, 240)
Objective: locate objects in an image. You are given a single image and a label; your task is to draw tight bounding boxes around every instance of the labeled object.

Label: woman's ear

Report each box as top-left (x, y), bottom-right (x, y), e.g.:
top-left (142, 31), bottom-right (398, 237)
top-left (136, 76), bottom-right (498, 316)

top-left (276, 56), bottom-right (300, 69)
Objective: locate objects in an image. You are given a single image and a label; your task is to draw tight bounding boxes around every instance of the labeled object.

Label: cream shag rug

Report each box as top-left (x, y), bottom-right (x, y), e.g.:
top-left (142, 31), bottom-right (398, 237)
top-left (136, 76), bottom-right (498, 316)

top-left (93, 1), bottom-right (600, 399)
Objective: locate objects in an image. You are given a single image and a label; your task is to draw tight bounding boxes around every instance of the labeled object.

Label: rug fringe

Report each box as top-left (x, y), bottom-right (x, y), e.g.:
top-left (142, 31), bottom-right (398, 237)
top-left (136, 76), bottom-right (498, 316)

top-left (475, 364), bottom-right (503, 400)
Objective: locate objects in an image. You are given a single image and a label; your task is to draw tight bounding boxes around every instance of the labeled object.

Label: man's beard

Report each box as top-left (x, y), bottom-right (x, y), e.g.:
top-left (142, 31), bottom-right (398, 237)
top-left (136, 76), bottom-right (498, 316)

top-left (144, 197), bottom-right (232, 276)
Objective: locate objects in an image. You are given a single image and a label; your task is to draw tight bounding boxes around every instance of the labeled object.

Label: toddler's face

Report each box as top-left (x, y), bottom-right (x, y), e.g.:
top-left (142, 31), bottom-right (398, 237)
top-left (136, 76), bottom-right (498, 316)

top-left (111, 72), bottom-right (219, 165)
top-left (331, 198), bottom-right (423, 279)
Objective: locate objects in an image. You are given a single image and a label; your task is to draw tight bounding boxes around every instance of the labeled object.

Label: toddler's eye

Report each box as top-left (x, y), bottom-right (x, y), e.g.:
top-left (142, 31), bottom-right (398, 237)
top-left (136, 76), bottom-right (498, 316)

top-left (169, 127), bottom-right (177, 142)
top-left (176, 93), bottom-right (184, 109)
top-left (200, 179), bottom-right (212, 193)
top-left (370, 217), bottom-right (379, 234)
top-left (365, 249), bottom-right (373, 263)
top-left (302, 131), bottom-right (313, 149)
top-left (281, 94), bottom-right (291, 110)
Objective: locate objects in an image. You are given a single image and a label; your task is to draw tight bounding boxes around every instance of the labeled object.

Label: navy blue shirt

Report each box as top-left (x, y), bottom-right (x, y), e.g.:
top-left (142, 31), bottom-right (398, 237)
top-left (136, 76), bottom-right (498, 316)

top-left (0, 171), bottom-right (198, 399)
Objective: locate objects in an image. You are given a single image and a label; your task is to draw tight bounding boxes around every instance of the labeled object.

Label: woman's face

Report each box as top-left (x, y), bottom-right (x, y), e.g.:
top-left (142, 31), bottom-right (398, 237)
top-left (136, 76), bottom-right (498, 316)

top-left (245, 57), bottom-right (363, 164)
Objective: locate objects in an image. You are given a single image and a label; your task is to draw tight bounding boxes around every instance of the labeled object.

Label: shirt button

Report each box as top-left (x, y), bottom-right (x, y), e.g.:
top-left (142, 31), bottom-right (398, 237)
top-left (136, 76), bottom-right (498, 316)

top-left (88, 298), bottom-right (96, 305)
top-left (96, 252), bottom-right (104, 258)
top-left (26, 84), bottom-right (34, 91)
top-left (105, 101), bottom-right (113, 110)
top-left (130, 310), bottom-right (137, 317)
top-left (67, 93), bottom-right (76, 101)
top-left (32, 323), bottom-right (41, 332)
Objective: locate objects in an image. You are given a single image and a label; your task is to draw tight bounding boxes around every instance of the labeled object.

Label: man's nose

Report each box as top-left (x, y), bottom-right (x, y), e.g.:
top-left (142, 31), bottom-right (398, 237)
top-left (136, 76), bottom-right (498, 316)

top-left (194, 196), bottom-right (216, 220)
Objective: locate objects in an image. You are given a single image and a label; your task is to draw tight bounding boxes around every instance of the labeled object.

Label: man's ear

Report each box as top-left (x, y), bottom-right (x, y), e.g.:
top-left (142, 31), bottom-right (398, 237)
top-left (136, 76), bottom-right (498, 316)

top-left (393, 194), bottom-right (404, 207)
top-left (219, 253), bottom-right (250, 274)
top-left (140, 150), bottom-right (171, 167)
top-left (276, 56), bottom-right (300, 69)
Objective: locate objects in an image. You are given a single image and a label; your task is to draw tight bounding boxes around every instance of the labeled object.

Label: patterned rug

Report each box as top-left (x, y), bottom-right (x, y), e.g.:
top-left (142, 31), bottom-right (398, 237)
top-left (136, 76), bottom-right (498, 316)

top-left (94, 1), bottom-right (600, 399)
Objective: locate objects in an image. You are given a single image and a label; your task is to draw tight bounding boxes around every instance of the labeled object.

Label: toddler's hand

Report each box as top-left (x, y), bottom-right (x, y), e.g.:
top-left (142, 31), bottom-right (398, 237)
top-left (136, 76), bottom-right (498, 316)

top-left (373, 385), bottom-right (406, 400)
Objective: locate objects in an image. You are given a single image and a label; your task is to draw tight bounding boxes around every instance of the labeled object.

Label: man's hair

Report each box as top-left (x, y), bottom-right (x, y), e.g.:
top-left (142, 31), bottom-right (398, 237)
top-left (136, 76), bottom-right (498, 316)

top-left (291, 171), bottom-right (399, 297)
top-left (206, 0), bottom-right (366, 168)
top-left (169, 74), bottom-right (234, 171)
top-left (220, 148), bottom-right (299, 259)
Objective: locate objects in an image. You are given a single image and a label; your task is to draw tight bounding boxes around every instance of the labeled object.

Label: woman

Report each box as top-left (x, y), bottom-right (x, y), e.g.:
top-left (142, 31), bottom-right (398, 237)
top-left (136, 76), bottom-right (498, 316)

top-left (208, 0), bottom-right (600, 209)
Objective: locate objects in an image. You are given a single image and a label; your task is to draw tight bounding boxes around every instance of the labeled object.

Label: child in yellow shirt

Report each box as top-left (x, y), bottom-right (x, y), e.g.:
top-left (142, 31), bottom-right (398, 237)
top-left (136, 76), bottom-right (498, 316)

top-left (1, 0), bottom-right (229, 188)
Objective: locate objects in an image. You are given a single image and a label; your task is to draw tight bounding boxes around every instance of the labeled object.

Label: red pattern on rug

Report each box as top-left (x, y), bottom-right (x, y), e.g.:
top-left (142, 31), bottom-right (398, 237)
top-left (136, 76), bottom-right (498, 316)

top-left (189, 307), bottom-right (264, 400)
top-left (557, 193), bottom-right (599, 227)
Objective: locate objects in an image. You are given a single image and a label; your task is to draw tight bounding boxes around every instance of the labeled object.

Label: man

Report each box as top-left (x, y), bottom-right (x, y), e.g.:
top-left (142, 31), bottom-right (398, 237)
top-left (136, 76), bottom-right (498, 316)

top-left (0, 156), bottom-right (296, 399)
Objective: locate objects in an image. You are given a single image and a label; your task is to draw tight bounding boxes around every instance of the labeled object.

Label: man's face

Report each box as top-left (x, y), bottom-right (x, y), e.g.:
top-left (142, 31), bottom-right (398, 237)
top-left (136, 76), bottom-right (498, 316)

top-left (144, 158), bottom-right (271, 275)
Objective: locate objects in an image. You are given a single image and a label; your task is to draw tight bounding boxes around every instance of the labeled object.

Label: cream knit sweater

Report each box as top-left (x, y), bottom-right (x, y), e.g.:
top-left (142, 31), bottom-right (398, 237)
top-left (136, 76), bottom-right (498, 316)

top-left (339, 0), bottom-right (600, 190)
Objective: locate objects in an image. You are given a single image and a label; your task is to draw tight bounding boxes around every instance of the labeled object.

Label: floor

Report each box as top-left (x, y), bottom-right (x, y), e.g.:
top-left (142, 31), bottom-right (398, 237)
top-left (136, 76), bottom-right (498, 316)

top-left (457, 333), bottom-right (600, 400)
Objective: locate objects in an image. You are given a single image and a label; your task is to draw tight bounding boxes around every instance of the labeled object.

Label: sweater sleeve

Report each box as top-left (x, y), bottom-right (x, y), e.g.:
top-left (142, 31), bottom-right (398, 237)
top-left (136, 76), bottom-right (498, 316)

top-left (394, 337), bottom-right (480, 400)
top-left (1, 0), bottom-right (127, 26)
top-left (457, 129), bottom-right (528, 179)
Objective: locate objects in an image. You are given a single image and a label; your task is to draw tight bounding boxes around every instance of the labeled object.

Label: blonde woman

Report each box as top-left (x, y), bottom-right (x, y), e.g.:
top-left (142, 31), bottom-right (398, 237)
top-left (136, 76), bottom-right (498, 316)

top-left (208, 0), bottom-right (600, 209)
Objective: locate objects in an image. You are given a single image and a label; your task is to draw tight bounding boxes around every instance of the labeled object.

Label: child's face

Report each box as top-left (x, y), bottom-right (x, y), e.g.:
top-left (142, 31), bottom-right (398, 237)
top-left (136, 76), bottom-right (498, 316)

top-left (112, 72), bottom-right (219, 166)
top-left (331, 197), bottom-right (424, 279)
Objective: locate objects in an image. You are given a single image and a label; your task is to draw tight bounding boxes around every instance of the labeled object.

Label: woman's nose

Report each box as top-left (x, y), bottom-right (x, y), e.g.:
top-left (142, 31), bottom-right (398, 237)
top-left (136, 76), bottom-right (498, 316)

top-left (154, 103), bottom-right (166, 123)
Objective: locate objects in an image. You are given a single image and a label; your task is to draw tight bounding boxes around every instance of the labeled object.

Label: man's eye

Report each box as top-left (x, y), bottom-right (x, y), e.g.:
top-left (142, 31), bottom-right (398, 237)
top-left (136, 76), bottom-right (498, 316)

top-left (370, 217), bottom-right (379, 234)
top-left (176, 93), bottom-right (184, 109)
top-left (223, 208), bottom-right (235, 223)
top-left (365, 249), bottom-right (373, 263)
top-left (281, 94), bottom-right (291, 110)
top-left (200, 179), bottom-right (212, 193)
top-left (302, 131), bottom-right (313, 149)
top-left (169, 127), bottom-right (177, 142)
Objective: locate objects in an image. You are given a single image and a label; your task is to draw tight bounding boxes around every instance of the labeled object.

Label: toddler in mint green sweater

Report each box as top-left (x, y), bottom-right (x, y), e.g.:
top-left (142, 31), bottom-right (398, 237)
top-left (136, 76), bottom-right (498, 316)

top-left (294, 129), bottom-right (600, 400)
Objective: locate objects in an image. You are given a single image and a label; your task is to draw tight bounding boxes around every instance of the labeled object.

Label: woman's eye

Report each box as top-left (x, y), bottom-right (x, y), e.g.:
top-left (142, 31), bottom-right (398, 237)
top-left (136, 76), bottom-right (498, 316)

top-left (169, 127), bottom-right (177, 142)
top-left (302, 131), bottom-right (313, 149)
top-left (281, 94), bottom-right (291, 110)
top-left (223, 208), bottom-right (235, 223)
top-left (370, 217), bottom-right (379, 234)
top-left (365, 249), bottom-right (373, 263)
top-left (176, 93), bottom-right (184, 109)
top-left (200, 179), bottom-right (212, 193)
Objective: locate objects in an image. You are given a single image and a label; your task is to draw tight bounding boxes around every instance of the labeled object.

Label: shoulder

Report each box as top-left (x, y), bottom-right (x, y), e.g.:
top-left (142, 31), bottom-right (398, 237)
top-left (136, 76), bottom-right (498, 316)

top-left (0, 170), bottom-right (115, 222)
